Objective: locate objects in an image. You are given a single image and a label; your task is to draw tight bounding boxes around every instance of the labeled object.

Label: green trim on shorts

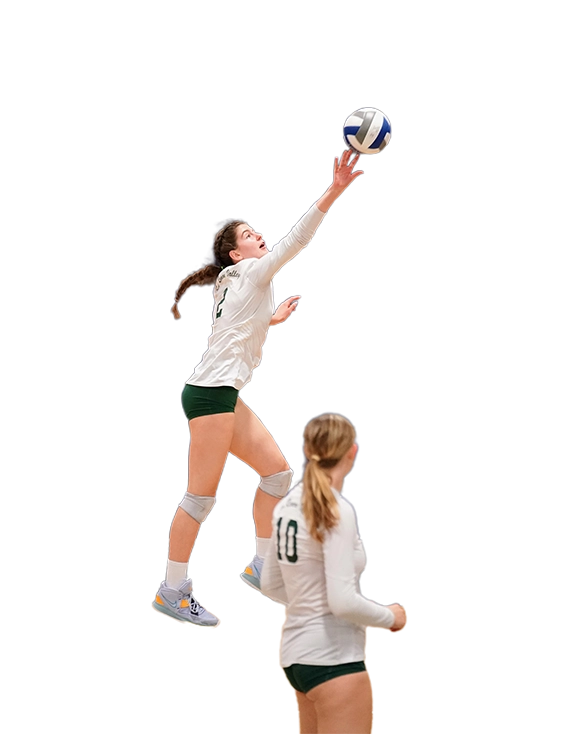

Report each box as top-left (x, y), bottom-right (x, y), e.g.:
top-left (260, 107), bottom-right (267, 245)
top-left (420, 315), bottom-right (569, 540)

top-left (181, 384), bottom-right (239, 420)
top-left (283, 661), bottom-right (366, 694)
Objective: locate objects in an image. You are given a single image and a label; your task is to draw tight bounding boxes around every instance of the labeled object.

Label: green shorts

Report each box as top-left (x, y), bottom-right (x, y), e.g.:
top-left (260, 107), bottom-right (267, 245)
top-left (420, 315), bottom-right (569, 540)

top-left (283, 661), bottom-right (366, 694)
top-left (181, 384), bottom-right (239, 420)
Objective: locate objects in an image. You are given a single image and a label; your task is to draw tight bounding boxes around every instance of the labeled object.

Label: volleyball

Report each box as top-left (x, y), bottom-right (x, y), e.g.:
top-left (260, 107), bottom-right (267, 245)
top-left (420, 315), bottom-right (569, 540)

top-left (343, 108), bottom-right (391, 155)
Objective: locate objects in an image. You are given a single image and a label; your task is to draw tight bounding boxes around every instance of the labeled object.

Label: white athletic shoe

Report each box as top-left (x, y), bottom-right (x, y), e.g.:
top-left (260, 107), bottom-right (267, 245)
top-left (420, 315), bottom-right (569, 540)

top-left (152, 579), bottom-right (221, 630)
top-left (240, 557), bottom-right (262, 591)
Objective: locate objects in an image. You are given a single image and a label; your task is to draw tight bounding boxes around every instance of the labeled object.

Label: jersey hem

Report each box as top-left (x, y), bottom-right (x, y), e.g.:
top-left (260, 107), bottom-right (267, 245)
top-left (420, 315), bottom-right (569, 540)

top-left (280, 653), bottom-right (367, 668)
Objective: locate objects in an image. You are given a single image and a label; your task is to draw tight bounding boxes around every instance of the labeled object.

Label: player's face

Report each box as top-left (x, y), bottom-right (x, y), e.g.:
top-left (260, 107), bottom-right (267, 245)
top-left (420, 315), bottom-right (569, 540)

top-left (230, 223), bottom-right (268, 262)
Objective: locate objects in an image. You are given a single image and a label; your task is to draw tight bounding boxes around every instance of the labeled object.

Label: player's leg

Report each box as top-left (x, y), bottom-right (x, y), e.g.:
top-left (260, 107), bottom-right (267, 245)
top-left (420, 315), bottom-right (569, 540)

top-left (307, 671), bottom-right (373, 734)
top-left (154, 408), bottom-right (236, 626)
top-left (283, 666), bottom-right (319, 734)
top-left (295, 691), bottom-right (318, 734)
top-left (229, 398), bottom-right (292, 587)
top-left (230, 397), bottom-right (290, 532)
top-left (169, 411), bottom-right (236, 560)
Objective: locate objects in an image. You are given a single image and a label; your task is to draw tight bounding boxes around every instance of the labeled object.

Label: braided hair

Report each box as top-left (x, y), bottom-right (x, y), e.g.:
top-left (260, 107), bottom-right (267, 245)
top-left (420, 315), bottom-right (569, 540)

top-left (171, 219), bottom-right (245, 319)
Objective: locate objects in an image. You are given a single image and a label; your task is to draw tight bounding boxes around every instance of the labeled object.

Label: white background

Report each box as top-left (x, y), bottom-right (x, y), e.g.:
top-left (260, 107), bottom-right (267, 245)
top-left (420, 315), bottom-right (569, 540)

top-left (1, 1), bottom-right (582, 732)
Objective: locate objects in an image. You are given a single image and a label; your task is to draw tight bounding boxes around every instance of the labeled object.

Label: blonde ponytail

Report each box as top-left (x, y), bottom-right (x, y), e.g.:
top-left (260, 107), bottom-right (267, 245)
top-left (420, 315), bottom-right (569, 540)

top-left (302, 414), bottom-right (356, 542)
top-left (303, 458), bottom-right (340, 543)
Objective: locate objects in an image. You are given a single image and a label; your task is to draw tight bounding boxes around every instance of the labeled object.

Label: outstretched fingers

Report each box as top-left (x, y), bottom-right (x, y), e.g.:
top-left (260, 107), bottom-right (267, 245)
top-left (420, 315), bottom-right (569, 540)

top-left (347, 151), bottom-right (363, 178)
top-left (348, 151), bottom-right (360, 168)
top-left (335, 149), bottom-right (364, 185)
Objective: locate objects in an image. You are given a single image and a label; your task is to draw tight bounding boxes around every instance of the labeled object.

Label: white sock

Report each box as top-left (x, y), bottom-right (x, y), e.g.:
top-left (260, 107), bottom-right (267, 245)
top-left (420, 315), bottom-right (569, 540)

top-left (166, 560), bottom-right (188, 589)
top-left (255, 536), bottom-right (270, 561)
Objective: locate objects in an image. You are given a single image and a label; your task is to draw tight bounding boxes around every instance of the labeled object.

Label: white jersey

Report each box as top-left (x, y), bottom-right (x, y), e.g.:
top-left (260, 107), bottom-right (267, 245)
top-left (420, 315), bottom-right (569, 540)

top-left (186, 204), bottom-right (326, 390)
top-left (261, 483), bottom-right (395, 668)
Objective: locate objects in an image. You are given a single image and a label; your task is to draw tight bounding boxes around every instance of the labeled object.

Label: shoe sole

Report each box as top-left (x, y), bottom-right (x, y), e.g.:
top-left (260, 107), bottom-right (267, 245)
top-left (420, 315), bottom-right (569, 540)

top-left (240, 572), bottom-right (261, 591)
top-left (239, 573), bottom-right (286, 607)
top-left (152, 601), bottom-right (220, 627)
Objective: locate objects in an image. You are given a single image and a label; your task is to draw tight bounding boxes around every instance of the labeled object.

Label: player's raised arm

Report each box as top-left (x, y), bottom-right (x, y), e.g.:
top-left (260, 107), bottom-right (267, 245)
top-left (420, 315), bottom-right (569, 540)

top-left (246, 150), bottom-right (364, 289)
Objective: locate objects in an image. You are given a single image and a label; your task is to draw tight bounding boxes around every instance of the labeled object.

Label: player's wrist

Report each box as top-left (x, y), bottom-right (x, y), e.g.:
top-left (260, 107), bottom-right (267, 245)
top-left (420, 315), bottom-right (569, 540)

top-left (328, 183), bottom-right (345, 199)
top-left (317, 186), bottom-right (341, 213)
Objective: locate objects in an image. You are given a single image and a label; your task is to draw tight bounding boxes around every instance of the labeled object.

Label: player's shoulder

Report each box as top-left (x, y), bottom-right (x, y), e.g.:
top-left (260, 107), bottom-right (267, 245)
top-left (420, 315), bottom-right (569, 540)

top-left (214, 263), bottom-right (248, 289)
top-left (227, 257), bottom-right (268, 291)
top-left (274, 482), bottom-right (303, 516)
top-left (335, 493), bottom-right (356, 522)
top-left (234, 257), bottom-right (257, 273)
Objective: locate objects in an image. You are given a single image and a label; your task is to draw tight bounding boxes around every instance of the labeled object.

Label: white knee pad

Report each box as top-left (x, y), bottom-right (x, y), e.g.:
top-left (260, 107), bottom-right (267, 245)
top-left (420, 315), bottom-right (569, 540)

top-left (259, 469), bottom-right (293, 498)
top-left (179, 494), bottom-right (216, 523)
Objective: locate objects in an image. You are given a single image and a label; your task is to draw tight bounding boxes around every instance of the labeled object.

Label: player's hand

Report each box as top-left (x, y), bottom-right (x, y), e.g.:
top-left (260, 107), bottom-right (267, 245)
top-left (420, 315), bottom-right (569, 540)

top-left (388, 603), bottom-right (406, 632)
top-left (332, 149), bottom-right (364, 191)
top-left (270, 296), bottom-right (301, 326)
top-left (316, 150), bottom-right (364, 212)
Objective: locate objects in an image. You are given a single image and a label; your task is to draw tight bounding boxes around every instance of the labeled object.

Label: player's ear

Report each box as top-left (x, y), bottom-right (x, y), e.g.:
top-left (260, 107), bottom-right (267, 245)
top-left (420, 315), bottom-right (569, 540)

top-left (229, 248), bottom-right (241, 263)
top-left (343, 443), bottom-right (358, 477)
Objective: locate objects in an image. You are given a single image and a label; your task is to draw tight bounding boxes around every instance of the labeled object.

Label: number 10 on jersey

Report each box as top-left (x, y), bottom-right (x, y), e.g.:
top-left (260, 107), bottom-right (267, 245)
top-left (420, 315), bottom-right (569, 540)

top-left (276, 518), bottom-right (298, 563)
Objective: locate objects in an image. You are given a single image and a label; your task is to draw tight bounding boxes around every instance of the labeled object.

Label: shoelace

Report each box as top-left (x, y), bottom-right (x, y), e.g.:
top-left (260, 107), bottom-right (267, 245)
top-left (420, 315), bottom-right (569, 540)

top-left (189, 596), bottom-right (204, 615)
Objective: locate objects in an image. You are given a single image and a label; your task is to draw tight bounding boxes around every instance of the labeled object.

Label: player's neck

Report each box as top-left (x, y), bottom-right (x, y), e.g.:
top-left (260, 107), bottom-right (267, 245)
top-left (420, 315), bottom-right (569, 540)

top-left (328, 468), bottom-right (346, 494)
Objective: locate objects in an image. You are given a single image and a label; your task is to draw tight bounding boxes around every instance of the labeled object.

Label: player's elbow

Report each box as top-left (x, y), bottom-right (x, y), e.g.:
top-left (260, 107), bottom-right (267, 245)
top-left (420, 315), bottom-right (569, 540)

top-left (328, 594), bottom-right (360, 623)
top-left (261, 563), bottom-right (275, 591)
top-left (260, 577), bottom-right (288, 605)
top-left (260, 576), bottom-right (275, 596)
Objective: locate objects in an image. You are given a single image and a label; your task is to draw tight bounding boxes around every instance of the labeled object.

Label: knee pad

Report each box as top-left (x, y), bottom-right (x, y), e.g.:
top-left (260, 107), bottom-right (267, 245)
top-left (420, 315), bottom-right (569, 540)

top-left (179, 494), bottom-right (216, 523)
top-left (259, 469), bottom-right (293, 498)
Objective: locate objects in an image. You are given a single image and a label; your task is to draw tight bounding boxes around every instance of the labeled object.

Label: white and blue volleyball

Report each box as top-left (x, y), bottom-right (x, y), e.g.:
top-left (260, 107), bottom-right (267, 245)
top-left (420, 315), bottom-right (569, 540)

top-left (343, 108), bottom-right (391, 155)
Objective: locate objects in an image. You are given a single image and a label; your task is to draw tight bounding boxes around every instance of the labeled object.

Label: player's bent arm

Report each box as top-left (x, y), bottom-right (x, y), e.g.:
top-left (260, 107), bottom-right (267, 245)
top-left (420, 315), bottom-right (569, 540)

top-left (323, 504), bottom-right (395, 629)
top-left (260, 528), bottom-right (288, 605)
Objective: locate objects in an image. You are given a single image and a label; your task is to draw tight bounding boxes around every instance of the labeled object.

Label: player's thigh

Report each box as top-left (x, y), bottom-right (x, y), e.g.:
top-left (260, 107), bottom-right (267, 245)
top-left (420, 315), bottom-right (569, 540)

top-left (229, 398), bottom-right (288, 476)
top-left (295, 691), bottom-right (318, 734)
top-left (307, 671), bottom-right (373, 734)
top-left (187, 412), bottom-right (237, 496)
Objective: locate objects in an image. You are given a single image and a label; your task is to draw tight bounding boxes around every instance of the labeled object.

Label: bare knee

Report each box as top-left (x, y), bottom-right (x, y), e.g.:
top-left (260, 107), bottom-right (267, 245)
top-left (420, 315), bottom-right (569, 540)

top-left (253, 453), bottom-right (289, 478)
top-left (278, 458), bottom-right (290, 473)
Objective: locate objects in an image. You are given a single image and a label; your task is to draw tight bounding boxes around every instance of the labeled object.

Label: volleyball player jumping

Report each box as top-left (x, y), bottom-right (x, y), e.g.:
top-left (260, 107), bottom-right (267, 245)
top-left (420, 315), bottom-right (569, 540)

top-left (153, 150), bottom-right (363, 626)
